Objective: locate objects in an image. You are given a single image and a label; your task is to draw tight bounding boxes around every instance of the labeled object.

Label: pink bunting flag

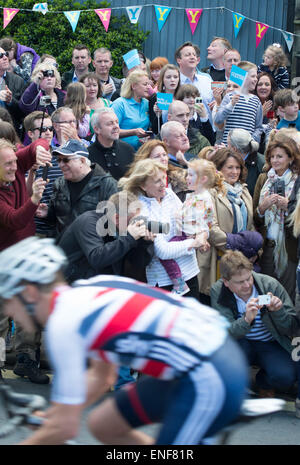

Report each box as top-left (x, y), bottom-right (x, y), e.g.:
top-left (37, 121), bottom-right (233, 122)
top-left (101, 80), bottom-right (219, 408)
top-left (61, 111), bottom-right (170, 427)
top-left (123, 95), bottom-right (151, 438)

top-left (256, 22), bottom-right (269, 48)
top-left (185, 8), bottom-right (203, 35)
top-left (3, 8), bottom-right (19, 29)
top-left (94, 8), bottom-right (111, 32)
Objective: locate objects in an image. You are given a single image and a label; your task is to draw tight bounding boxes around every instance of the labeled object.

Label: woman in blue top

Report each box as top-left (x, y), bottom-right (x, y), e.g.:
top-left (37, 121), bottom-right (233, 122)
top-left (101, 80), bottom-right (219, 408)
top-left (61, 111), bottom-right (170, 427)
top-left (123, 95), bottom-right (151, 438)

top-left (112, 70), bottom-right (151, 150)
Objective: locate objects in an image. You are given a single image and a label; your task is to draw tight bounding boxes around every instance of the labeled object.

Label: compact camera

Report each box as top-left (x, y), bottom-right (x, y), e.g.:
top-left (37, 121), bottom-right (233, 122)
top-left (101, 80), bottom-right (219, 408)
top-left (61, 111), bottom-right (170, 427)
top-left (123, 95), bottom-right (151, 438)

top-left (39, 95), bottom-right (52, 107)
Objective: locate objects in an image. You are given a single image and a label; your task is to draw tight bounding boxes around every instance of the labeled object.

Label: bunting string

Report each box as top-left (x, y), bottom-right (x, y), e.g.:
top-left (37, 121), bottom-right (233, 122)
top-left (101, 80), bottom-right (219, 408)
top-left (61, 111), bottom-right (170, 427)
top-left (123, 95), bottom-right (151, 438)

top-left (0, 4), bottom-right (297, 45)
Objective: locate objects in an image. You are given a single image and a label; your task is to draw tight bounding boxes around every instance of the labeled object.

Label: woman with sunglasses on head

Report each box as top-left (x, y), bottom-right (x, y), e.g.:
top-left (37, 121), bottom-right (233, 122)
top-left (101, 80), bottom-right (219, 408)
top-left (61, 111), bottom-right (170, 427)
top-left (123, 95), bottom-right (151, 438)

top-left (19, 63), bottom-right (66, 116)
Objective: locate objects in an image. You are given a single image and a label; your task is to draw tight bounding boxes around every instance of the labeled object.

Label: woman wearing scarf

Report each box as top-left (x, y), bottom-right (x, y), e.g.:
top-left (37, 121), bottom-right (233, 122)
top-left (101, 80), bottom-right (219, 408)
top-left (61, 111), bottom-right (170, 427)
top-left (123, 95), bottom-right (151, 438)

top-left (197, 148), bottom-right (261, 303)
top-left (253, 134), bottom-right (300, 301)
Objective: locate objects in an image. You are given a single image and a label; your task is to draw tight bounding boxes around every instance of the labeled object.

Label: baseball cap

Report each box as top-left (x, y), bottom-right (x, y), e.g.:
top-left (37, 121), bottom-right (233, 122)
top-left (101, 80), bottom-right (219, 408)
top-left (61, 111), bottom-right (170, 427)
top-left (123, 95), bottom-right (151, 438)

top-left (52, 139), bottom-right (89, 158)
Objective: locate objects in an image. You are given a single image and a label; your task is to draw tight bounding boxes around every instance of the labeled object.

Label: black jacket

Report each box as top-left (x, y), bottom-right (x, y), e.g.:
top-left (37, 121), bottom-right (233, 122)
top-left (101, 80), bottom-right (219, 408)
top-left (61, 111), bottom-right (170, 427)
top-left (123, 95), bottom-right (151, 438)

top-left (58, 209), bottom-right (154, 283)
top-left (47, 163), bottom-right (118, 237)
top-left (4, 71), bottom-right (27, 131)
top-left (88, 138), bottom-right (135, 180)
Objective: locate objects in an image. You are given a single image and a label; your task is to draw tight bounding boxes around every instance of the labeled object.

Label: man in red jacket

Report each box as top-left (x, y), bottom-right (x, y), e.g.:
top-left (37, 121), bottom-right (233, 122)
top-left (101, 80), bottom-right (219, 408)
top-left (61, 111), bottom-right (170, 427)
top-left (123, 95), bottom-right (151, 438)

top-left (0, 137), bottom-right (51, 384)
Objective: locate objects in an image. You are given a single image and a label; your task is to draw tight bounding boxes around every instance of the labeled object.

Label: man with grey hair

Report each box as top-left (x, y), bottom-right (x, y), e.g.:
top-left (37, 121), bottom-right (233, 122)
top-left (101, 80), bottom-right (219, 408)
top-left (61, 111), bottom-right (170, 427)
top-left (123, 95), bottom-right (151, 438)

top-left (167, 100), bottom-right (211, 156)
top-left (227, 128), bottom-right (264, 196)
top-left (88, 108), bottom-right (135, 180)
top-left (93, 47), bottom-right (122, 100)
top-left (160, 120), bottom-right (191, 168)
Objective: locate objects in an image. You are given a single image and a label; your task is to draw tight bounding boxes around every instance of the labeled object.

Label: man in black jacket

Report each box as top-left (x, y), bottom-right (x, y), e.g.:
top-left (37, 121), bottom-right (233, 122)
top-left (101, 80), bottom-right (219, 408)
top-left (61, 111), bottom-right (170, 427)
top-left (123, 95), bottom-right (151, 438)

top-left (88, 108), bottom-right (135, 180)
top-left (58, 190), bottom-right (154, 284)
top-left (36, 139), bottom-right (118, 238)
top-left (61, 44), bottom-right (91, 90)
top-left (92, 48), bottom-right (122, 101)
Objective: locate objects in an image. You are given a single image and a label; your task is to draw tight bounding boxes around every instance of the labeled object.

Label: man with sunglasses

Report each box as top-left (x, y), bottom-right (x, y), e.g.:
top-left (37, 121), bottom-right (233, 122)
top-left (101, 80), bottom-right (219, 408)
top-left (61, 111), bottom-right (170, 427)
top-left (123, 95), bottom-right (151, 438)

top-left (0, 46), bottom-right (27, 134)
top-left (36, 139), bottom-right (118, 239)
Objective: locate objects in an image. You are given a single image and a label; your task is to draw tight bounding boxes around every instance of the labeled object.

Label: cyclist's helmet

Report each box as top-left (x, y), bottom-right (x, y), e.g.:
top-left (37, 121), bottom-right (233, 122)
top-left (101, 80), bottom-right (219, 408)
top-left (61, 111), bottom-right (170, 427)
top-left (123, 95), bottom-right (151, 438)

top-left (0, 237), bottom-right (67, 299)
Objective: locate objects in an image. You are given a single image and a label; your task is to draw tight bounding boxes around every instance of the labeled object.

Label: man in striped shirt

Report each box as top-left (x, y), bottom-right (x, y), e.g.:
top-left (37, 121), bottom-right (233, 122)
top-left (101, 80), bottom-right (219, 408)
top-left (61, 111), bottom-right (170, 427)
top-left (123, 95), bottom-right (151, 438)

top-left (211, 250), bottom-right (297, 397)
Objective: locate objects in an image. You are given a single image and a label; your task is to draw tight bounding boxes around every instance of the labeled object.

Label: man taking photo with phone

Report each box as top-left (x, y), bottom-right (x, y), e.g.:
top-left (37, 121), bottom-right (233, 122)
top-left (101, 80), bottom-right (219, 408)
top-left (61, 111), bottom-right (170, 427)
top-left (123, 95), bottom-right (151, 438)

top-left (210, 250), bottom-right (297, 398)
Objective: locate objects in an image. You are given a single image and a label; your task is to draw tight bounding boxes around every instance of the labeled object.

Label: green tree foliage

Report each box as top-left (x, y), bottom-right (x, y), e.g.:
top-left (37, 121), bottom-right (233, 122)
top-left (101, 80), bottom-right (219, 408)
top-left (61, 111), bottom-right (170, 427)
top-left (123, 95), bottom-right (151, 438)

top-left (0, 0), bottom-right (149, 77)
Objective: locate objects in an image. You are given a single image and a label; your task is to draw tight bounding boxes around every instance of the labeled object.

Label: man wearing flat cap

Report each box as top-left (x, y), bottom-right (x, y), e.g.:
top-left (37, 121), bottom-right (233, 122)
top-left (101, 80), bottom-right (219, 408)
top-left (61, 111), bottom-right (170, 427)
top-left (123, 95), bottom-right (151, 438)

top-left (36, 139), bottom-right (118, 239)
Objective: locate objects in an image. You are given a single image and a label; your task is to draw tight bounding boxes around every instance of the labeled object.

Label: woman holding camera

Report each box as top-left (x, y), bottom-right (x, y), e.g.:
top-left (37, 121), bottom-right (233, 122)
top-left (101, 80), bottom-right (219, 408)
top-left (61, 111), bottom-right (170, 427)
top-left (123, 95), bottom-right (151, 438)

top-left (119, 158), bottom-right (201, 299)
top-left (253, 133), bottom-right (300, 300)
top-left (19, 63), bottom-right (66, 116)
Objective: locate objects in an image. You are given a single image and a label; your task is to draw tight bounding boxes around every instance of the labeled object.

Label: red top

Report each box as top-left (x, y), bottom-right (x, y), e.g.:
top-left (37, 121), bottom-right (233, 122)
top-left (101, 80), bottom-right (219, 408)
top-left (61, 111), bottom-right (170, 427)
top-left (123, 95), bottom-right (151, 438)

top-left (0, 139), bottom-right (49, 251)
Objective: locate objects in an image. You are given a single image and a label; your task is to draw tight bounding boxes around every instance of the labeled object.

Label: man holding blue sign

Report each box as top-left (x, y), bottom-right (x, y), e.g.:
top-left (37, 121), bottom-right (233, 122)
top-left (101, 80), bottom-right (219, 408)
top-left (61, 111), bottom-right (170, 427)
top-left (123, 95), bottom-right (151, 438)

top-left (214, 61), bottom-right (263, 145)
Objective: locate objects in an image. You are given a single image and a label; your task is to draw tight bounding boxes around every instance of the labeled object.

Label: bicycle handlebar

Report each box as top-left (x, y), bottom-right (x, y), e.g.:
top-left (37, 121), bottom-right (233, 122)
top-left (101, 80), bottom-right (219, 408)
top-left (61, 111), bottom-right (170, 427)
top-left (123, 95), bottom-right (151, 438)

top-left (0, 384), bottom-right (47, 438)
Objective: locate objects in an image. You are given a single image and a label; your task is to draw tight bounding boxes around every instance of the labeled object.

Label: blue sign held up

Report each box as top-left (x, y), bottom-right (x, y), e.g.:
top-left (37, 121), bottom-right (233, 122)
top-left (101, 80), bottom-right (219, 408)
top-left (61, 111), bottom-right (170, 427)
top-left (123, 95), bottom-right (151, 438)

top-left (156, 92), bottom-right (173, 111)
top-left (229, 65), bottom-right (248, 88)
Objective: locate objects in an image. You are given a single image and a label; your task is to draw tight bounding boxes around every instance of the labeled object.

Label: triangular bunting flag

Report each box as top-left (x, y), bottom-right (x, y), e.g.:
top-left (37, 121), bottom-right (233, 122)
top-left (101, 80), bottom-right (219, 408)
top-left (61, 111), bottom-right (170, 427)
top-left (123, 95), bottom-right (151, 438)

top-left (185, 8), bottom-right (203, 35)
top-left (3, 8), bottom-right (19, 29)
top-left (256, 22), bottom-right (269, 48)
top-left (282, 31), bottom-right (294, 52)
top-left (232, 12), bottom-right (245, 38)
top-left (126, 6), bottom-right (143, 24)
top-left (32, 3), bottom-right (48, 15)
top-left (64, 11), bottom-right (80, 32)
top-left (154, 5), bottom-right (171, 32)
top-left (95, 9), bottom-right (111, 32)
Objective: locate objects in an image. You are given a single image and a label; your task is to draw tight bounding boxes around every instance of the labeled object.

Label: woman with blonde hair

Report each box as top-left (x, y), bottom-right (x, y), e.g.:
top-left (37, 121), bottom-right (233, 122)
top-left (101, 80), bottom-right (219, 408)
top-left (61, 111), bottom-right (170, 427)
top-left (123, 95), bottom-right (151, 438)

top-left (120, 158), bottom-right (201, 299)
top-left (64, 82), bottom-right (90, 138)
top-left (126, 139), bottom-right (189, 200)
top-left (111, 70), bottom-right (151, 150)
top-left (19, 63), bottom-right (65, 116)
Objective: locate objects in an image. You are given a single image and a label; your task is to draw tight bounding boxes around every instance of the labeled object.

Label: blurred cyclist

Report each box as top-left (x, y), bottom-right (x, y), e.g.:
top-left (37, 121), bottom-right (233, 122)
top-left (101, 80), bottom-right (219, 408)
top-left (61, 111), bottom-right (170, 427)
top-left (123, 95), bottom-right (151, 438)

top-left (0, 236), bottom-right (248, 445)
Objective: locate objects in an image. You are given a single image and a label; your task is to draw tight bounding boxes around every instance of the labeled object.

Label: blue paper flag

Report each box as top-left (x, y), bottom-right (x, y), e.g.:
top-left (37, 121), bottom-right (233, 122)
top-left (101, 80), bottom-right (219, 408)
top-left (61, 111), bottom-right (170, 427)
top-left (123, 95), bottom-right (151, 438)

top-left (229, 65), bottom-right (248, 88)
top-left (156, 92), bottom-right (173, 111)
top-left (123, 49), bottom-right (141, 70)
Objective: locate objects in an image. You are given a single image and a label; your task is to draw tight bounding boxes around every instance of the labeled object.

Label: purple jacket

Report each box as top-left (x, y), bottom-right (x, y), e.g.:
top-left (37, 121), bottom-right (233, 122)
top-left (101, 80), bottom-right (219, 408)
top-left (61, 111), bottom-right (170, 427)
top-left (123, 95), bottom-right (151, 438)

top-left (16, 43), bottom-right (40, 71)
top-left (226, 230), bottom-right (263, 258)
top-left (19, 82), bottom-right (66, 116)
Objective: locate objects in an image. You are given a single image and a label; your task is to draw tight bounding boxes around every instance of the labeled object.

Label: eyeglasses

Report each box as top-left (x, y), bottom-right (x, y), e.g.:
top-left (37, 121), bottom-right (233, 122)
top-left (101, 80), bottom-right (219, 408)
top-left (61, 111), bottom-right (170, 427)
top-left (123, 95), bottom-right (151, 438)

top-left (42, 70), bottom-right (55, 78)
top-left (55, 120), bottom-right (77, 125)
top-left (56, 156), bottom-right (80, 164)
top-left (32, 126), bottom-right (54, 133)
top-left (0, 51), bottom-right (9, 59)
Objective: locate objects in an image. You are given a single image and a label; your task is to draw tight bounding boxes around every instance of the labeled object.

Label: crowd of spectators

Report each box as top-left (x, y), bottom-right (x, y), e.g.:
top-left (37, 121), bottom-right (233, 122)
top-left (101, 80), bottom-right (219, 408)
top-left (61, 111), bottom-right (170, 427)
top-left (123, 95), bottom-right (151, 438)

top-left (1, 35), bottom-right (300, 414)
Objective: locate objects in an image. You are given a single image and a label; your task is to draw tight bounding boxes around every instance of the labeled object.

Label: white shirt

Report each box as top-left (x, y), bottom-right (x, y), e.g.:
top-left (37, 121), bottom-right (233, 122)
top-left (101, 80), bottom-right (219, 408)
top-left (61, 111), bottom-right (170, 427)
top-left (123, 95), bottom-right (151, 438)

top-left (180, 71), bottom-right (214, 125)
top-left (139, 188), bottom-right (199, 287)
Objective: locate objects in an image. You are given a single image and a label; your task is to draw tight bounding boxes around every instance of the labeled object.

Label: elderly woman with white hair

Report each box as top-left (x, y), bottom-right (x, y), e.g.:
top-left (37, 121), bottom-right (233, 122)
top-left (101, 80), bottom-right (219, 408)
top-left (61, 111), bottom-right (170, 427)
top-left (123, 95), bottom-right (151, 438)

top-left (111, 69), bottom-right (152, 150)
top-left (19, 63), bottom-right (66, 116)
top-left (227, 128), bottom-right (265, 196)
